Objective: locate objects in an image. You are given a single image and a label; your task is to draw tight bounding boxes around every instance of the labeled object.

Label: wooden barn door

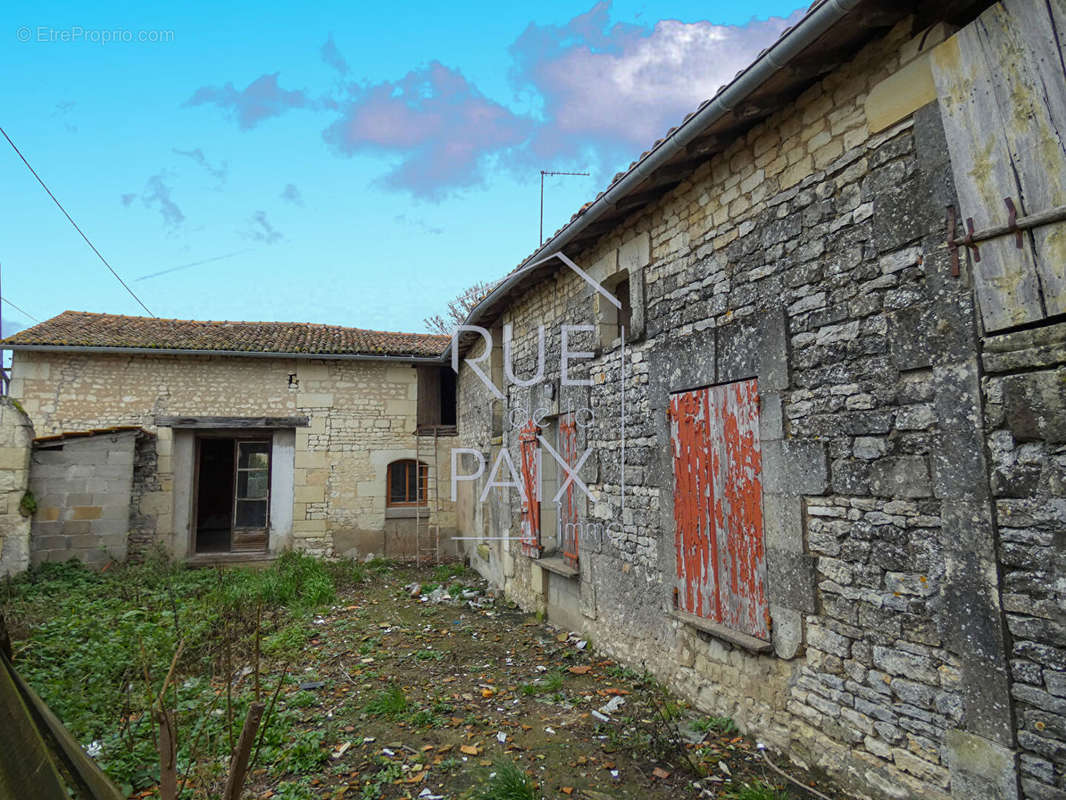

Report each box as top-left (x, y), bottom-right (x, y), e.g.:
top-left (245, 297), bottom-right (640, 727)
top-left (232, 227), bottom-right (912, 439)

top-left (669, 380), bottom-right (768, 641)
top-left (930, 0), bottom-right (1066, 332)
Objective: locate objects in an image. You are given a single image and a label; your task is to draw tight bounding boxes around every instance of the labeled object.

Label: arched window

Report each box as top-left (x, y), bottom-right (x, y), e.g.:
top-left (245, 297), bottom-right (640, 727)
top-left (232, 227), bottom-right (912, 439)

top-left (387, 459), bottom-right (427, 506)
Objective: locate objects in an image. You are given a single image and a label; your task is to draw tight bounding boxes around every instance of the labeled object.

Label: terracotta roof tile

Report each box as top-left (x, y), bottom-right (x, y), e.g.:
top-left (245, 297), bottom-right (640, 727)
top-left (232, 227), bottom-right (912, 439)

top-left (3, 311), bottom-right (449, 359)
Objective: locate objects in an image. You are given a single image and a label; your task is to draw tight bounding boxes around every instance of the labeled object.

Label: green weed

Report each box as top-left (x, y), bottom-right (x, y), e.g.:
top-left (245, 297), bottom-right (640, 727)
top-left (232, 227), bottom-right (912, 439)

top-left (472, 759), bottom-right (537, 800)
top-left (693, 715), bottom-right (738, 735)
top-left (723, 780), bottom-right (790, 800)
top-left (408, 709), bottom-right (441, 728)
top-left (364, 683), bottom-right (407, 717)
top-left (431, 563), bottom-right (470, 582)
top-left (360, 759), bottom-right (404, 799)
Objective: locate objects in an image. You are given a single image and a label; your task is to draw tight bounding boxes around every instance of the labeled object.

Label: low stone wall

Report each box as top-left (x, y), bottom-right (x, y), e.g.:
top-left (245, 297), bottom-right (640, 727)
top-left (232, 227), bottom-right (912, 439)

top-left (29, 430), bottom-right (137, 567)
top-left (0, 398), bottom-right (34, 576)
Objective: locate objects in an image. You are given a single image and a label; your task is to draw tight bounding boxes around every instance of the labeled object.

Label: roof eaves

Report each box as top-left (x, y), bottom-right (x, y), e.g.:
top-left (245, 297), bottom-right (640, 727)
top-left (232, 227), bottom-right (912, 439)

top-left (5, 343), bottom-right (446, 363)
top-left (451, 0), bottom-right (866, 352)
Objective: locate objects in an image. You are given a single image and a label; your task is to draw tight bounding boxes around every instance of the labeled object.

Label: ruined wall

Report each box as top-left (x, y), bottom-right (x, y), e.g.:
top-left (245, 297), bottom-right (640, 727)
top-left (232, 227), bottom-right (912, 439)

top-left (29, 431), bottom-right (137, 566)
top-left (983, 324), bottom-right (1066, 800)
top-left (457, 17), bottom-right (1027, 800)
top-left (9, 352), bottom-right (455, 560)
top-left (0, 398), bottom-right (34, 576)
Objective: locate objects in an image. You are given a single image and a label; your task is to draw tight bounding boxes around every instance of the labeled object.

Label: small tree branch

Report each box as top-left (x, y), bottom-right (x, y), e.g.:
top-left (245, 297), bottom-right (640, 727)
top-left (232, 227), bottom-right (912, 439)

top-left (223, 702), bottom-right (265, 800)
top-left (155, 710), bottom-right (178, 800)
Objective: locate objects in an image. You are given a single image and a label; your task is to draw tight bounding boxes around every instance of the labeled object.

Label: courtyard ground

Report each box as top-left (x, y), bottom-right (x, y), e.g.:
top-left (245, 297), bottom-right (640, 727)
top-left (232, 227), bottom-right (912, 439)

top-left (1, 556), bottom-right (849, 800)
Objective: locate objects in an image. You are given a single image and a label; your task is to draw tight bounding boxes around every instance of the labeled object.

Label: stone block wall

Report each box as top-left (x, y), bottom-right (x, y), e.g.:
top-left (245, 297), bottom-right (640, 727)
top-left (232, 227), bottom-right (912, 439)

top-left (9, 353), bottom-right (456, 561)
top-left (0, 398), bottom-right (34, 576)
top-left (983, 323), bottom-right (1066, 800)
top-left (29, 431), bottom-right (138, 566)
top-left (457, 16), bottom-right (1032, 800)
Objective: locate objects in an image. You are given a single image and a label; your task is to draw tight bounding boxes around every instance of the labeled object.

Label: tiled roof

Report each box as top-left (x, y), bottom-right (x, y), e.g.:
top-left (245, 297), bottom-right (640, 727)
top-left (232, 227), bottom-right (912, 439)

top-left (2, 311), bottom-right (449, 359)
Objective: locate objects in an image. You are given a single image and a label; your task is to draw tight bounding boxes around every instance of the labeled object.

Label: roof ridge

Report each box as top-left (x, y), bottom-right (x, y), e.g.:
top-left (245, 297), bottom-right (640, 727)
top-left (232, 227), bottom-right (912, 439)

top-left (52, 310), bottom-right (449, 341)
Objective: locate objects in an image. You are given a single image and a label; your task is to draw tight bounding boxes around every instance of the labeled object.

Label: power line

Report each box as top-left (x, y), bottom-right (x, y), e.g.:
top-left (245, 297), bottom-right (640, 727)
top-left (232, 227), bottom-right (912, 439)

top-left (0, 126), bottom-right (155, 317)
top-left (2, 297), bottom-right (40, 323)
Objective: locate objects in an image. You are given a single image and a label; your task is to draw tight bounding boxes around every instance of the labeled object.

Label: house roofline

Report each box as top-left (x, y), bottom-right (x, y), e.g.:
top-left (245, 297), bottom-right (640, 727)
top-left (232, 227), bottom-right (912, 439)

top-left (448, 0), bottom-right (864, 358)
top-left (3, 343), bottom-right (445, 364)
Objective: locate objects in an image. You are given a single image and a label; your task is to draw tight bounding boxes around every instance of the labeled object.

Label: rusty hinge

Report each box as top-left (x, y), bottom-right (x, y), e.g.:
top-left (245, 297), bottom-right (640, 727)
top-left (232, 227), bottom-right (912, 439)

top-left (1004, 197), bottom-right (1023, 249)
top-left (673, 587), bottom-right (679, 609)
top-left (945, 205), bottom-right (979, 276)
top-left (947, 199), bottom-right (1066, 277)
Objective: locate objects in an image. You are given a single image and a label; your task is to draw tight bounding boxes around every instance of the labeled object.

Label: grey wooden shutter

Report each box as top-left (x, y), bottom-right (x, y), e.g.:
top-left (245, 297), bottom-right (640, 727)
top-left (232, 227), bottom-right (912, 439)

top-left (930, 0), bottom-right (1066, 332)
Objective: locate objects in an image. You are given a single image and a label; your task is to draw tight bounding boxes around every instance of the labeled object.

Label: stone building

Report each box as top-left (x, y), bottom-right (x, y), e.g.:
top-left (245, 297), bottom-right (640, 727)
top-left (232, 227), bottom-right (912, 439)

top-left (0, 1), bottom-right (1063, 798)
top-left (448, 2), bottom-right (1066, 799)
top-left (1, 311), bottom-right (458, 566)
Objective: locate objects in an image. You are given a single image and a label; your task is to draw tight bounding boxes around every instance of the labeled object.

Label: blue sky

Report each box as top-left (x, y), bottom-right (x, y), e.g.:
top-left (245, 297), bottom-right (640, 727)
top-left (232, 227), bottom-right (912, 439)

top-left (1, 0), bottom-right (804, 337)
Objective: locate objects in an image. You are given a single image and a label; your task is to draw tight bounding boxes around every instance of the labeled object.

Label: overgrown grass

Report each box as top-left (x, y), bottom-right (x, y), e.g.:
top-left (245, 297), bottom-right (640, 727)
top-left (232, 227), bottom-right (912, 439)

top-left (0, 551), bottom-right (345, 794)
top-left (518, 668), bottom-right (565, 696)
top-left (364, 683), bottom-right (408, 718)
top-left (723, 780), bottom-right (790, 800)
top-left (472, 759), bottom-right (537, 800)
top-left (692, 715), bottom-right (738, 735)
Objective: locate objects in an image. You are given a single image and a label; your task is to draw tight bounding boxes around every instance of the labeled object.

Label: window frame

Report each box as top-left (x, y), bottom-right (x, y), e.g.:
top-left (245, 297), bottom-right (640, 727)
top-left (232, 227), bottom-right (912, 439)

top-left (233, 439), bottom-right (271, 531)
top-left (597, 269), bottom-right (633, 349)
top-left (386, 459), bottom-right (428, 507)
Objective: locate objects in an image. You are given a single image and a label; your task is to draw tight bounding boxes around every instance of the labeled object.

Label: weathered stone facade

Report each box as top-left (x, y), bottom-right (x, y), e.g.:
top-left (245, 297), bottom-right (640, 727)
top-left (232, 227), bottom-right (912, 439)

top-left (984, 324), bottom-right (1066, 800)
top-left (0, 398), bottom-right (34, 576)
top-left (8, 351), bottom-right (456, 562)
top-left (452, 13), bottom-right (1060, 800)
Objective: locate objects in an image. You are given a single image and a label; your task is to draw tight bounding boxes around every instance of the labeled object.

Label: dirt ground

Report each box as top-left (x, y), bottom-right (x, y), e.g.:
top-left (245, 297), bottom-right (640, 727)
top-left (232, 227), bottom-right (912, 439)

top-left (247, 564), bottom-right (849, 800)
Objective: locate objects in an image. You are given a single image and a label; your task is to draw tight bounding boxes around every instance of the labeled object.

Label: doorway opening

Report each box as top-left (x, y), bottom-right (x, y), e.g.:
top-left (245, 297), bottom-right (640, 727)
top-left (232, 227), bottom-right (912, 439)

top-left (194, 436), bottom-right (271, 554)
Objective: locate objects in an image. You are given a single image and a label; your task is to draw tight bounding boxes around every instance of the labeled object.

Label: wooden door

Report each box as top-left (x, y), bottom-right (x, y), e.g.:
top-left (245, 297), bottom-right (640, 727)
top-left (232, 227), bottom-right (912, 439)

top-left (930, 0), bottom-right (1066, 332)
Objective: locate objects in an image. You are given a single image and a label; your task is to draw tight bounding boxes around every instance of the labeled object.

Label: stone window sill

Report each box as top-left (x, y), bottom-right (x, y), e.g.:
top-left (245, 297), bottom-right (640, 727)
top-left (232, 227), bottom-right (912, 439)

top-left (670, 609), bottom-right (773, 655)
top-left (385, 506), bottom-right (426, 519)
top-left (538, 555), bottom-right (579, 579)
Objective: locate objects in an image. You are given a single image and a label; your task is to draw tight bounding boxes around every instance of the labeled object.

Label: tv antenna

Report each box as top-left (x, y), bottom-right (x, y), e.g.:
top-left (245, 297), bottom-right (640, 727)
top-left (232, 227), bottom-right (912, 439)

top-left (540, 170), bottom-right (589, 245)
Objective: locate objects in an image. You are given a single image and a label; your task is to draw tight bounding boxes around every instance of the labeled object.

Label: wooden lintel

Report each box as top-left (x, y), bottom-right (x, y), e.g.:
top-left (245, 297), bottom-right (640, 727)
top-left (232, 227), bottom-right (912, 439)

top-left (155, 416), bottom-right (310, 429)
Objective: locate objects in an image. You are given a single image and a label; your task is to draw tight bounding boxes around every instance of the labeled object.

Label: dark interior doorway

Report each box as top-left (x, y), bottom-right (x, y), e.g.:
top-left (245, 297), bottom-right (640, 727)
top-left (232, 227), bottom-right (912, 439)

top-left (194, 436), bottom-right (271, 554)
top-left (195, 438), bottom-right (235, 553)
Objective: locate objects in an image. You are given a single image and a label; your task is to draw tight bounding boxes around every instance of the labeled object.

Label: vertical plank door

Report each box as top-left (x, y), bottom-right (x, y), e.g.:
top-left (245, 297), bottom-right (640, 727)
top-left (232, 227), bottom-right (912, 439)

top-left (670, 380), bottom-right (768, 640)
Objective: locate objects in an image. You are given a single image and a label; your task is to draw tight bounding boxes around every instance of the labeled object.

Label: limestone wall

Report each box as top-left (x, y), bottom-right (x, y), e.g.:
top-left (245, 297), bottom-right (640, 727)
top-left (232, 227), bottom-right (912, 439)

top-left (0, 398), bottom-right (34, 576)
top-left (982, 324), bottom-right (1066, 799)
top-left (8, 352), bottom-right (456, 560)
top-left (457, 16), bottom-right (1029, 800)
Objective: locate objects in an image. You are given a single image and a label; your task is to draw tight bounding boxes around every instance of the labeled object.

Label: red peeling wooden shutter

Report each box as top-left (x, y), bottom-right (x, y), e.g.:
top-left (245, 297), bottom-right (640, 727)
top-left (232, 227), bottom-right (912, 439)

top-left (670, 379), bottom-right (768, 640)
top-left (519, 420), bottom-right (541, 557)
top-left (559, 412), bottom-right (580, 567)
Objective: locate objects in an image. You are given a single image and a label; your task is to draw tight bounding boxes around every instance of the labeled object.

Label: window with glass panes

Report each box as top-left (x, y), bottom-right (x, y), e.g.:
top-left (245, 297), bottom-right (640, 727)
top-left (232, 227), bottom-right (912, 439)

top-left (234, 441), bottom-right (270, 528)
top-left (387, 459), bottom-right (427, 506)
